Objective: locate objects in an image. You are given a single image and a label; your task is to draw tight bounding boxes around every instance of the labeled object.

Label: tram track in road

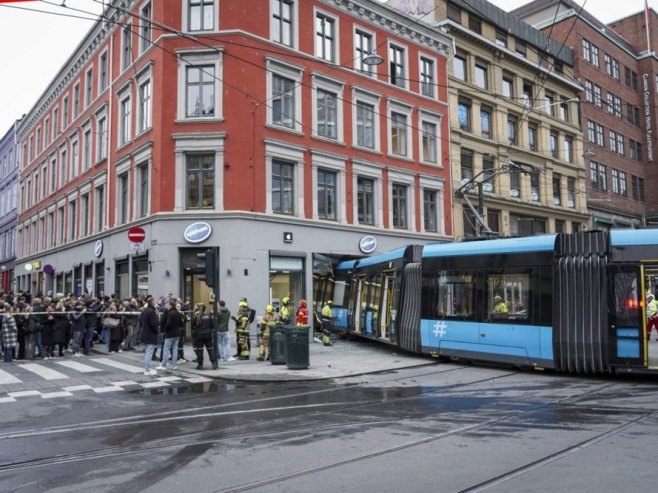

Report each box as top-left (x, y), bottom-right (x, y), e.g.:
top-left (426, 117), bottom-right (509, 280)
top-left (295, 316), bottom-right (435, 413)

top-left (0, 366), bottom-right (619, 482)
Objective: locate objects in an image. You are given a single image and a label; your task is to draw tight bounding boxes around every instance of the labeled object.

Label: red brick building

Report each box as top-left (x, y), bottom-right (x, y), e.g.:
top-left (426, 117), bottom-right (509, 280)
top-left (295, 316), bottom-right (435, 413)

top-left (15, 0), bottom-right (453, 313)
top-left (514, 0), bottom-right (658, 229)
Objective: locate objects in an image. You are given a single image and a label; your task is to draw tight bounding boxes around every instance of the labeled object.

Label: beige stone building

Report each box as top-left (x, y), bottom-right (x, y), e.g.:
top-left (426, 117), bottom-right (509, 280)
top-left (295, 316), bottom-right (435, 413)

top-left (388, 0), bottom-right (590, 237)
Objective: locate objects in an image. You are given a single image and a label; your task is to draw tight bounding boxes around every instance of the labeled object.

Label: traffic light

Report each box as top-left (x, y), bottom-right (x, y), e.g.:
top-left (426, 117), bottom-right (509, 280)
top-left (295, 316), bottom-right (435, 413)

top-left (196, 248), bottom-right (216, 288)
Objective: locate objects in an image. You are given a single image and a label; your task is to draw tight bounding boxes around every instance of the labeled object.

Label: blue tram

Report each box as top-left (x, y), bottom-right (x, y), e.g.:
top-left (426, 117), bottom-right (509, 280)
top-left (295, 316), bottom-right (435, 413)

top-left (332, 229), bottom-right (658, 375)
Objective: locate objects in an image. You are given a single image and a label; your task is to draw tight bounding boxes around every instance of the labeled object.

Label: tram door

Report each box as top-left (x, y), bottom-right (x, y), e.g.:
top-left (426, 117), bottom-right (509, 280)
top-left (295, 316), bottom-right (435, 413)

top-left (351, 276), bottom-right (366, 334)
top-left (608, 265), bottom-right (645, 368)
top-left (379, 273), bottom-right (395, 340)
top-left (644, 265), bottom-right (658, 368)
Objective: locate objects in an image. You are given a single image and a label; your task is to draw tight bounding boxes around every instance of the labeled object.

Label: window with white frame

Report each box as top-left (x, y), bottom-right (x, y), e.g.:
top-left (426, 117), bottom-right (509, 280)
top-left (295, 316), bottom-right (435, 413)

top-left (53, 108), bottom-right (59, 138)
top-left (138, 77), bottom-right (152, 132)
top-left (272, 0), bottom-right (295, 47)
top-left (389, 44), bottom-right (406, 88)
top-left (58, 207), bottom-right (65, 244)
top-left (83, 128), bottom-right (91, 171)
top-left (315, 11), bottom-right (336, 63)
top-left (423, 188), bottom-right (439, 233)
top-left (272, 158), bottom-right (294, 215)
top-left (420, 56), bottom-right (435, 98)
top-left (99, 51), bottom-right (108, 92)
top-left (73, 84), bottom-right (80, 119)
top-left (391, 183), bottom-right (408, 229)
top-left (317, 168), bottom-right (337, 220)
top-left (70, 138), bottom-right (79, 179)
top-left (354, 29), bottom-right (374, 75)
top-left (186, 0), bottom-right (215, 32)
top-left (268, 60), bottom-right (302, 131)
top-left (50, 155), bottom-right (57, 192)
top-left (80, 192), bottom-right (89, 237)
top-left (117, 172), bottom-right (130, 224)
top-left (69, 200), bottom-right (77, 241)
top-left (137, 161), bottom-right (150, 218)
top-left (388, 101), bottom-right (412, 159)
top-left (357, 175), bottom-right (375, 225)
top-left (95, 184), bottom-right (105, 233)
top-left (353, 89), bottom-right (380, 151)
top-left (316, 89), bottom-right (337, 139)
top-left (97, 115), bottom-right (107, 161)
top-left (420, 112), bottom-right (441, 164)
top-left (47, 212), bottom-right (55, 247)
top-left (62, 96), bottom-right (69, 128)
top-left (85, 68), bottom-right (93, 107)
top-left (122, 24), bottom-right (132, 70)
top-left (140, 2), bottom-right (152, 51)
top-left (178, 51), bottom-right (222, 120)
top-left (186, 154), bottom-right (214, 209)
top-left (60, 146), bottom-right (68, 186)
top-left (119, 92), bottom-right (131, 146)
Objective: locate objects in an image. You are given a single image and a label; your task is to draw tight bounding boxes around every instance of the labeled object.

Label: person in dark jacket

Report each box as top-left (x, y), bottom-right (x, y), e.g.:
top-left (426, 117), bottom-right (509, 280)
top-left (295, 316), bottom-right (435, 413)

top-left (41, 304), bottom-right (55, 359)
top-left (69, 304), bottom-right (85, 357)
top-left (192, 304), bottom-right (217, 370)
top-left (140, 296), bottom-right (160, 375)
top-left (157, 301), bottom-right (184, 370)
top-left (51, 302), bottom-right (70, 357)
top-left (83, 298), bottom-right (101, 355)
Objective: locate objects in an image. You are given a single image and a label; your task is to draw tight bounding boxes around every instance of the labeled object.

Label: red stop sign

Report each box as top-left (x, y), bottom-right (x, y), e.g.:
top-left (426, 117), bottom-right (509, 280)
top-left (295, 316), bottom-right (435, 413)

top-left (128, 227), bottom-right (146, 243)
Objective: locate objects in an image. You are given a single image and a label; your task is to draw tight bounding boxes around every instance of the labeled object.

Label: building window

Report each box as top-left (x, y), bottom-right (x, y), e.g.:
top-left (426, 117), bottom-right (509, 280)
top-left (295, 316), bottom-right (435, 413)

top-left (460, 149), bottom-right (473, 183)
top-left (392, 184), bottom-right (407, 229)
top-left (83, 129), bottom-right (91, 171)
top-left (593, 85), bottom-right (602, 107)
top-left (587, 120), bottom-right (595, 143)
top-left (354, 29), bottom-right (374, 75)
top-left (140, 2), bottom-right (152, 51)
top-left (502, 74), bottom-right (513, 99)
top-left (316, 89), bottom-right (337, 139)
top-left (99, 51), bottom-right (108, 92)
top-left (483, 156), bottom-right (495, 193)
top-left (423, 189), bottom-right (438, 233)
top-left (389, 45), bottom-right (406, 88)
top-left (357, 176), bottom-right (374, 225)
top-left (582, 39), bottom-right (591, 62)
top-left (595, 123), bottom-right (604, 146)
top-left (272, 0), bottom-right (294, 47)
top-left (118, 173), bottom-right (129, 224)
top-left (550, 131), bottom-right (558, 158)
top-left (619, 172), bottom-right (627, 196)
top-left (507, 114), bottom-right (518, 145)
top-left (453, 53), bottom-right (466, 81)
top-left (421, 120), bottom-right (438, 163)
top-left (528, 122), bottom-right (537, 151)
top-left (188, 0), bottom-right (214, 31)
top-left (598, 164), bottom-right (608, 191)
top-left (567, 177), bottom-right (576, 207)
top-left (458, 99), bottom-right (471, 132)
top-left (468, 15), bottom-right (481, 34)
top-left (53, 109), bottom-right (59, 138)
top-left (60, 148), bottom-right (67, 187)
top-left (356, 101), bottom-right (375, 149)
top-left (510, 168), bottom-right (520, 197)
top-left (186, 65), bottom-right (215, 117)
top-left (122, 24), bottom-right (132, 70)
top-left (447, 4), bottom-right (461, 23)
top-left (62, 96), bottom-right (69, 128)
top-left (97, 116), bottom-right (107, 161)
top-left (590, 162), bottom-right (598, 189)
top-left (480, 106), bottom-right (492, 139)
top-left (495, 29), bottom-right (507, 48)
top-left (272, 73), bottom-right (296, 129)
top-left (516, 40), bottom-right (527, 57)
top-left (559, 98), bottom-right (569, 121)
top-left (95, 185), bottom-right (105, 233)
top-left (138, 78), bottom-right (152, 132)
top-left (137, 161), bottom-right (149, 218)
top-left (317, 168), bottom-right (337, 220)
top-left (544, 91), bottom-right (555, 116)
top-left (510, 214), bottom-right (546, 236)
top-left (474, 60), bottom-right (488, 89)
top-left (564, 136), bottom-right (573, 163)
top-left (530, 171), bottom-right (540, 201)
top-left (390, 112), bottom-right (408, 156)
top-left (186, 154), bottom-right (214, 209)
top-left (70, 140), bottom-right (79, 179)
top-left (420, 57), bottom-right (435, 98)
top-left (584, 80), bottom-right (593, 102)
top-left (81, 193), bottom-right (89, 237)
top-left (591, 45), bottom-right (599, 67)
top-left (119, 94), bottom-right (131, 146)
top-left (522, 81), bottom-right (533, 108)
top-left (272, 159), bottom-right (294, 215)
top-left (552, 173), bottom-right (561, 205)
top-left (85, 68), bottom-right (93, 107)
top-left (315, 12), bottom-right (335, 63)
top-left (73, 84), bottom-right (80, 119)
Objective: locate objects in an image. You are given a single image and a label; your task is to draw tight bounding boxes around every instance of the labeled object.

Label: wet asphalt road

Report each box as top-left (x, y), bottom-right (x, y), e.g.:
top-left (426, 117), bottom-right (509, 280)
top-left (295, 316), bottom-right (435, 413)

top-left (1, 363), bottom-right (657, 493)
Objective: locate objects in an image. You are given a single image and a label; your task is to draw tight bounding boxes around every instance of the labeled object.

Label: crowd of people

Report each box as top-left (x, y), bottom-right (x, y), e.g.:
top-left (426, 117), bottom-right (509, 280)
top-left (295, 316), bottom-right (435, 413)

top-left (0, 291), bottom-right (333, 376)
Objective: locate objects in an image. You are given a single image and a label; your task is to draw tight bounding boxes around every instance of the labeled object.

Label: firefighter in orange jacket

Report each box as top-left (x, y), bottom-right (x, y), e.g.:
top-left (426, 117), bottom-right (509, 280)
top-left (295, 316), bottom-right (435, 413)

top-left (296, 299), bottom-right (309, 326)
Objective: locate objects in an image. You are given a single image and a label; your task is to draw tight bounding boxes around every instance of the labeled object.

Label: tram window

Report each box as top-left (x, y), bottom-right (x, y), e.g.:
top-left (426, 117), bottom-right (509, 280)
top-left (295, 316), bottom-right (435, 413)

top-left (487, 273), bottom-right (529, 320)
top-left (433, 270), bottom-right (475, 319)
top-left (614, 271), bottom-right (641, 326)
top-left (332, 279), bottom-right (348, 306)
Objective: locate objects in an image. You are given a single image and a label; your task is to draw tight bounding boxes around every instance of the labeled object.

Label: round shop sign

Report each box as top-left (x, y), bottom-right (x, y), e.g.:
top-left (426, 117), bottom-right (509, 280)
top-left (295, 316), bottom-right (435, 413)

top-left (359, 235), bottom-right (377, 254)
top-left (94, 240), bottom-right (103, 257)
top-left (184, 222), bottom-right (212, 244)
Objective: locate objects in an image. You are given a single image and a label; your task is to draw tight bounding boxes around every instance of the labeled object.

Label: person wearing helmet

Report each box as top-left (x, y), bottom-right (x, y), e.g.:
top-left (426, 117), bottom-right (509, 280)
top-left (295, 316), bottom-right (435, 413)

top-left (296, 299), bottom-right (309, 326)
top-left (257, 304), bottom-right (278, 361)
top-left (279, 296), bottom-right (291, 325)
top-left (647, 293), bottom-right (658, 340)
top-left (321, 300), bottom-right (333, 346)
top-left (231, 300), bottom-right (250, 358)
top-left (493, 295), bottom-right (508, 313)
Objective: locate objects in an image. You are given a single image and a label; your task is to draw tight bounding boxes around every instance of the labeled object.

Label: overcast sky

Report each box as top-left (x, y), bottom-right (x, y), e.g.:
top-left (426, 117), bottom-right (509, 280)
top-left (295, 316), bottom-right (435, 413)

top-left (0, 0), bottom-right (654, 134)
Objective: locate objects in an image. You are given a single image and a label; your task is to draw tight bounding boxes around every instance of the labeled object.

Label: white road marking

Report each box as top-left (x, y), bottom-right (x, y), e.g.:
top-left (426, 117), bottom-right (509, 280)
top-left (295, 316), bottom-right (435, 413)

top-left (0, 369), bottom-right (21, 385)
top-left (185, 377), bottom-right (213, 383)
top-left (41, 391), bottom-right (74, 399)
top-left (141, 381), bottom-right (170, 388)
top-left (0, 397), bottom-right (16, 403)
top-left (55, 360), bottom-right (103, 373)
top-left (19, 363), bottom-right (69, 380)
top-left (8, 390), bottom-right (42, 398)
top-left (156, 376), bottom-right (183, 382)
top-left (63, 385), bottom-right (94, 392)
top-left (93, 386), bottom-right (124, 393)
top-left (111, 380), bottom-right (138, 386)
top-left (93, 358), bottom-right (144, 373)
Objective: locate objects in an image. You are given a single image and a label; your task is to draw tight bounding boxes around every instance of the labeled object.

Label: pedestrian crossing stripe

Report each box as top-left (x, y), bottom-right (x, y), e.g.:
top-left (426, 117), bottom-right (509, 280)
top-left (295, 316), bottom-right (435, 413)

top-left (93, 358), bottom-right (144, 373)
top-left (19, 363), bottom-right (69, 381)
top-left (55, 360), bottom-right (103, 373)
top-left (0, 369), bottom-right (21, 385)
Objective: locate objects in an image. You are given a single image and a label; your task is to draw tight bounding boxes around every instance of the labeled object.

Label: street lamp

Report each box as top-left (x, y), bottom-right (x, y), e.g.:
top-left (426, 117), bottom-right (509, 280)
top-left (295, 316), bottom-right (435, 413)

top-left (361, 51), bottom-right (384, 66)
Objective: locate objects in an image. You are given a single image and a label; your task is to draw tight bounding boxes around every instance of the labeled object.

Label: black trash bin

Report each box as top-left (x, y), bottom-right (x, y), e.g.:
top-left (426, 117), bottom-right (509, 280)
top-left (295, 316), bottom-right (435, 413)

top-left (269, 325), bottom-right (288, 365)
top-left (286, 325), bottom-right (310, 370)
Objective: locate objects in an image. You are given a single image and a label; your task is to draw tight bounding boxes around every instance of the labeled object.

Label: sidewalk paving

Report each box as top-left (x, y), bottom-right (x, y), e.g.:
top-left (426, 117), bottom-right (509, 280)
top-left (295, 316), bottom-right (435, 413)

top-left (92, 336), bottom-right (435, 382)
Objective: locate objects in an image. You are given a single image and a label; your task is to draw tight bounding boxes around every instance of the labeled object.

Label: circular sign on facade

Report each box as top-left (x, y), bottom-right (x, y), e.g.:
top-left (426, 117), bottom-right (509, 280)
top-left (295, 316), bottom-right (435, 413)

top-left (128, 226), bottom-right (146, 243)
top-left (184, 222), bottom-right (212, 244)
top-left (43, 264), bottom-right (55, 275)
top-left (94, 240), bottom-right (103, 258)
top-left (359, 235), bottom-right (377, 254)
